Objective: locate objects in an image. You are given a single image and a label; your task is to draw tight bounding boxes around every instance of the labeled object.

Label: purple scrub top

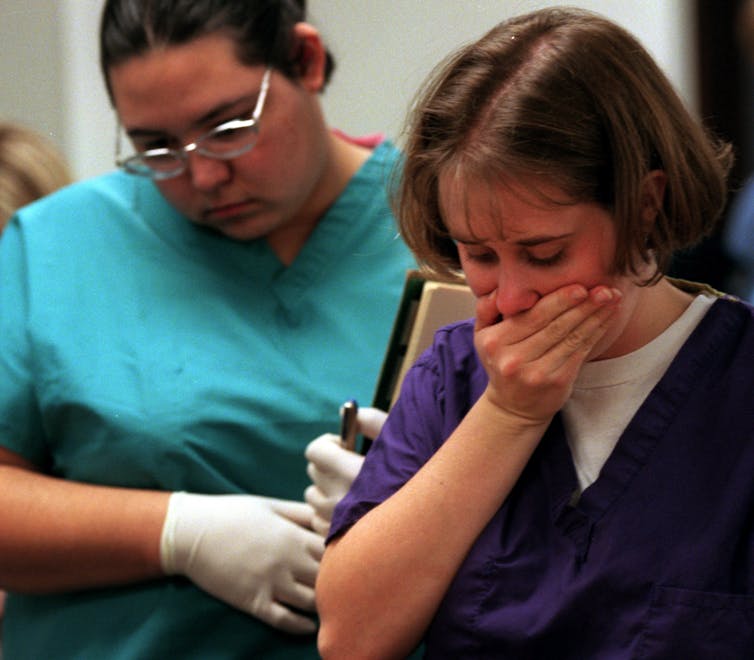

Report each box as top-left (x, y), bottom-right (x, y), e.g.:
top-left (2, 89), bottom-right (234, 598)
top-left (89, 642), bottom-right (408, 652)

top-left (330, 297), bottom-right (754, 658)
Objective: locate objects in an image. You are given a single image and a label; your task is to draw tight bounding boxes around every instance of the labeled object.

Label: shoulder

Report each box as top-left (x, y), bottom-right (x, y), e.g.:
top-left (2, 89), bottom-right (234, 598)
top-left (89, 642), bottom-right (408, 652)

top-left (685, 296), bottom-right (754, 375)
top-left (8, 172), bottom-right (177, 248)
top-left (398, 318), bottom-right (485, 423)
top-left (331, 140), bottom-right (408, 242)
top-left (13, 171), bottom-right (156, 229)
top-left (2, 172), bottom-right (172, 273)
top-left (370, 139), bottom-right (401, 163)
top-left (21, 171), bottom-right (133, 208)
top-left (414, 318), bottom-right (479, 377)
top-left (356, 140), bottom-right (401, 183)
top-left (705, 293), bottom-right (754, 324)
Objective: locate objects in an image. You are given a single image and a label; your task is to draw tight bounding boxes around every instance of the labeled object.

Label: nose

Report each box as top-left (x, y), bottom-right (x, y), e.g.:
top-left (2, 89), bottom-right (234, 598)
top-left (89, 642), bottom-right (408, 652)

top-left (187, 153), bottom-right (232, 192)
top-left (494, 269), bottom-right (540, 318)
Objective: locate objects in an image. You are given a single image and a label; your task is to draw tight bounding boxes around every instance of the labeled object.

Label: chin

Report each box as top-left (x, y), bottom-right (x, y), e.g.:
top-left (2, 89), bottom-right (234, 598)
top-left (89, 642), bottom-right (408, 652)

top-left (193, 215), bottom-right (266, 241)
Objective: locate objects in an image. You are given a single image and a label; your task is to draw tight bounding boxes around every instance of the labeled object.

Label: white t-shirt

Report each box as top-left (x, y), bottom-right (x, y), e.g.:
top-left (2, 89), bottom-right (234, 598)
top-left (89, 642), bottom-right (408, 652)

top-left (563, 294), bottom-right (716, 493)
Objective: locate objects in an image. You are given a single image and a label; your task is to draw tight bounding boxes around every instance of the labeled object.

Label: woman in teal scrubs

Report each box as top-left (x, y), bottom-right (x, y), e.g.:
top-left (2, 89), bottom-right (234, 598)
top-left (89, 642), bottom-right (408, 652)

top-left (0, 1), bottom-right (414, 658)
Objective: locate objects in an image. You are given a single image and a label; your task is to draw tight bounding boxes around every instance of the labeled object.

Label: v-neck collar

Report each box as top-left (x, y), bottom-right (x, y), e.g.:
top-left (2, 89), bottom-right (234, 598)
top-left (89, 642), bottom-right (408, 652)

top-left (267, 141), bottom-right (396, 314)
top-left (128, 141), bottom-right (397, 317)
top-left (539, 298), bottom-right (737, 557)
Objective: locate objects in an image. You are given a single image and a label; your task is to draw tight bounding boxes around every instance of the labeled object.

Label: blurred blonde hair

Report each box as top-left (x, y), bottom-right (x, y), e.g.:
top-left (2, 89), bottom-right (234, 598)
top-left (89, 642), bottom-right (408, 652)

top-left (0, 122), bottom-right (72, 230)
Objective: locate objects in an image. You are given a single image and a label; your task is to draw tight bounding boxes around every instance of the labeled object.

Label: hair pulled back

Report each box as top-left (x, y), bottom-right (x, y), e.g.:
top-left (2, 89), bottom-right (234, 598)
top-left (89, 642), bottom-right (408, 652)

top-left (100, 0), bottom-right (334, 102)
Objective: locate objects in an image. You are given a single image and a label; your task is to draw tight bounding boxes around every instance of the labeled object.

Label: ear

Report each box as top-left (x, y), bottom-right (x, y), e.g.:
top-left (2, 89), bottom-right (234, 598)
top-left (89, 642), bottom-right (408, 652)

top-left (291, 22), bottom-right (327, 93)
top-left (640, 169), bottom-right (667, 230)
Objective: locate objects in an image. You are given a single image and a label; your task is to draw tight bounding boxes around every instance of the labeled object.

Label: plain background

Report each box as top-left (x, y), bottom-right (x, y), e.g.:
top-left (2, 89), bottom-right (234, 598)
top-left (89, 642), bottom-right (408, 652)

top-left (0, 1), bottom-right (695, 180)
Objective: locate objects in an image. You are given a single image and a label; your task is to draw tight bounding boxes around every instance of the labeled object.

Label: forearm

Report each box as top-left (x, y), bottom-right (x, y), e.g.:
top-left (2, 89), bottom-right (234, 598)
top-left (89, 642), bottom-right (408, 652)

top-left (0, 463), bottom-right (169, 592)
top-left (316, 395), bottom-right (548, 659)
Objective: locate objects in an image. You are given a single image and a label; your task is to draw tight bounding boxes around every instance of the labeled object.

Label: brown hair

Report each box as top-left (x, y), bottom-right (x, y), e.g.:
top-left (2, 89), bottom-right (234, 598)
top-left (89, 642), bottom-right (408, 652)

top-left (0, 123), bottom-right (72, 231)
top-left (397, 6), bottom-right (733, 283)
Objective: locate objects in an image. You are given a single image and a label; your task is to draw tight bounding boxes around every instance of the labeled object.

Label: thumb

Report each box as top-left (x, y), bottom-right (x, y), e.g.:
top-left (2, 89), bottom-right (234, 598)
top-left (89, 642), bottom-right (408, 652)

top-left (356, 407), bottom-right (388, 439)
top-left (266, 497), bottom-right (316, 528)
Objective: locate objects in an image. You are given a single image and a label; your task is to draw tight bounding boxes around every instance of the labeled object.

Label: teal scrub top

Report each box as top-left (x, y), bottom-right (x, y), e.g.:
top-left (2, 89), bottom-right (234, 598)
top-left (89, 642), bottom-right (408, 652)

top-left (0, 140), bottom-right (415, 659)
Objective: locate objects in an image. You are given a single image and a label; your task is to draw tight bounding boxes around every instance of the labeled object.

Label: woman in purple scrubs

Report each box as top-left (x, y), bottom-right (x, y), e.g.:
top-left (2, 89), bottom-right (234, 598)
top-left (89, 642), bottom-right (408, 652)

top-left (317, 7), bottom-right (754, 659)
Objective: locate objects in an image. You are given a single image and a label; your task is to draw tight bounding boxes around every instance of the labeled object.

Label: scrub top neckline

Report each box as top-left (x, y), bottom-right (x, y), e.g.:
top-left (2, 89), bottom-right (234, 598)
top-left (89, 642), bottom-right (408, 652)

top-left (542, 297), bottom-right (734, 548)
top-left (127, 141), bottom-right (398, 315)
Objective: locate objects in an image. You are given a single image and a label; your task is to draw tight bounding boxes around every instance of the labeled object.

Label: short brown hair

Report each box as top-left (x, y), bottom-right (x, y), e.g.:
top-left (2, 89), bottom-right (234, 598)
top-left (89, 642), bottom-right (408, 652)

top-left (397, 7), bottom-right (733, 283)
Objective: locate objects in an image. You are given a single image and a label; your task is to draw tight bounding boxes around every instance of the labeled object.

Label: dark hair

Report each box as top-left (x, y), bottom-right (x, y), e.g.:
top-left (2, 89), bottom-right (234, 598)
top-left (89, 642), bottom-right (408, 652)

top-left (99, 0), bottom-right (335, 102)
top-left (397, 7), bottom-right (733, 283)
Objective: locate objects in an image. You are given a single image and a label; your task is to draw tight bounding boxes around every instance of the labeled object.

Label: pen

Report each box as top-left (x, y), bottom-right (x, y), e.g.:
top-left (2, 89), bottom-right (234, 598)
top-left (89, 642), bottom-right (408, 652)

top-left (339, 399), bottom-right (359, 451)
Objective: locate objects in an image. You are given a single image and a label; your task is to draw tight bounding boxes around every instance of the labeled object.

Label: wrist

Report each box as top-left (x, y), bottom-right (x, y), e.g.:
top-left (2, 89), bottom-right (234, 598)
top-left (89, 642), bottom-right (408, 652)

top-left (160, 491), bottom-right (189, 575)
top-left (476, 388), bottom-right (553, 439)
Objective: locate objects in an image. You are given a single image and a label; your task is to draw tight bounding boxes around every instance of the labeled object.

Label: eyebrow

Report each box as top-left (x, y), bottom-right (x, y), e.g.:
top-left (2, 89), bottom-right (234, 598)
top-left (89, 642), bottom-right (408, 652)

top-left (125, 92), bottom-right (259, 140)
top-left (453, 231), bottom-right (573, 246)
top-left (516, 232), bottom-right (573, 247)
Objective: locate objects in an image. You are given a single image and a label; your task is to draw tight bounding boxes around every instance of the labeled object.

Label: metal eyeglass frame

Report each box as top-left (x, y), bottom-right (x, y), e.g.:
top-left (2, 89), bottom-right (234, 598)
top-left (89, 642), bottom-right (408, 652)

top-left (115, 67), bottom-right (272, 181)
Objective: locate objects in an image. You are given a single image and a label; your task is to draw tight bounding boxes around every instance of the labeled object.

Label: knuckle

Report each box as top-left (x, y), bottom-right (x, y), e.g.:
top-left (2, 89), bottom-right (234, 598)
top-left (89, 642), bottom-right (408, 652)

top-left (521, 366), bottom-right (549, 389)
top-left (498, 354), bottom-right (524, 379)
top-left (563, 328), bottom-right (586, 350)
top-left (547, 313), bottom-right (571, 340)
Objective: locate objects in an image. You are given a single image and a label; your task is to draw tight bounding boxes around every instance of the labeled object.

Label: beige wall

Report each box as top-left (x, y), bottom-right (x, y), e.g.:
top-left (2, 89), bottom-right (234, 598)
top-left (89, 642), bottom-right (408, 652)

top-left (311, 0), bottom-right (696, 145)
top-left (0, 0), bottom-right (67, 151)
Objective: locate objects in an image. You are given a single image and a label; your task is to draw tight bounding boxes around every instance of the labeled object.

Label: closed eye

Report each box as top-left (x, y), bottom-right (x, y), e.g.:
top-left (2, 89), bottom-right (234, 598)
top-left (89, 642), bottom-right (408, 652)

top-left (462, 248), bottom-right (498, 265)
top-left (524, 249), bottom-right (565, 267)
top-left (134, 137), bottom-right (174, 153)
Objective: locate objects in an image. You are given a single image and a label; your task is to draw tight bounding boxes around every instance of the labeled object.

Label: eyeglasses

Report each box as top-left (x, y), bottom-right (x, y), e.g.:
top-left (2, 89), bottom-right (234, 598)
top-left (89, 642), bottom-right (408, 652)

top-left (115, 67), bottom-right (272, 181)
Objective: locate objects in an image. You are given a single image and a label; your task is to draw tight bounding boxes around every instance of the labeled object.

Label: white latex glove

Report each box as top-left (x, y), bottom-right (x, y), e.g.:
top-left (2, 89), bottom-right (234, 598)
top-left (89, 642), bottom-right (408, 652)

top-left (160, 492), bottom-right (325, 634)
top-left (304, 407), bottom-right (388, 536)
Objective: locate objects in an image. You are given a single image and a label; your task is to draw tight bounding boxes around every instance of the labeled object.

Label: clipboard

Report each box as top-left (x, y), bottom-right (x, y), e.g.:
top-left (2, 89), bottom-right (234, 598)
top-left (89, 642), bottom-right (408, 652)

top-left (371, 269), bottom-right (477, 418)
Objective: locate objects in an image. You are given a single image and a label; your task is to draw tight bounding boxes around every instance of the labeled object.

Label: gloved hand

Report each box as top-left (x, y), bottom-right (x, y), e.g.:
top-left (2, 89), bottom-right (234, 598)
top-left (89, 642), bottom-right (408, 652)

top-left (304, 407), bottom-right (388, 536)
top-left (160, 492), bottom-right (325, 634)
